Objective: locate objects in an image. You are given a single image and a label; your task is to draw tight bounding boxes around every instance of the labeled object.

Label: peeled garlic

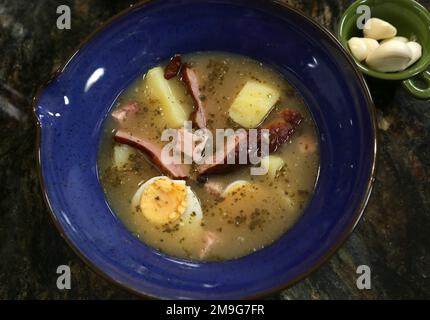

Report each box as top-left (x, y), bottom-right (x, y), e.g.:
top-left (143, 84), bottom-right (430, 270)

top-left (364, 38), bottom-right (380, 53)
top-left (366, 40), bottom-right (412, 72)
top-left (406, 41), bottom-right (422, 67)
top-left (348, 18), bottom-right (423, 72)
top-left (348, 37), bottom-right (380, 62)
top-left (363, 18), bottom-right (397, 40)
top-left (380, 36), bottom-right (409, 45)
top-left (348, 38), bottom-right (368, 61)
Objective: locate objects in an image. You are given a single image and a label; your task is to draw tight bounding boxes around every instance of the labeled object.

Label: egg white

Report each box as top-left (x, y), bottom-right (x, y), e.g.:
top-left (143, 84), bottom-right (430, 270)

top-left (131, 176), bottom-right (203, 230)
top-left (221, 180), bottom-right (253, 198)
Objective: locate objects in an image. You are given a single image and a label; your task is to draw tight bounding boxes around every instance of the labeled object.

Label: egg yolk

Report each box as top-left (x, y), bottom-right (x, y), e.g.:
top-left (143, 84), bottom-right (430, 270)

top-left (139, 178), bottom-right (188, 225)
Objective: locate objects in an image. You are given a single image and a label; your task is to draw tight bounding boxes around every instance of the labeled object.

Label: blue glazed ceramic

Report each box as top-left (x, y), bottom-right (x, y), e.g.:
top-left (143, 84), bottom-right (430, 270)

top-left (34, 0), bottom-right (376, 299)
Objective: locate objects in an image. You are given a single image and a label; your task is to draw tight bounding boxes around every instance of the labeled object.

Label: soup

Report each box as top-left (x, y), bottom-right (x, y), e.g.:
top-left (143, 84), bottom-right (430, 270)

top-left (98, 52), bottom-right (319, 261)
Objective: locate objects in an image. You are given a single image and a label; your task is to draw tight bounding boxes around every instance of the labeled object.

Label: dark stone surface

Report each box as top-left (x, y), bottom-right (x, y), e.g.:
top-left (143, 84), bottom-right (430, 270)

top-left (0, 0), bottom-right (429, 299)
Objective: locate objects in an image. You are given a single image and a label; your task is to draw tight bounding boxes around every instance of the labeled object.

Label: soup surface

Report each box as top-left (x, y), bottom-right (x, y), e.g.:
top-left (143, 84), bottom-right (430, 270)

top-left (98, 52), bottom-right (319, 261)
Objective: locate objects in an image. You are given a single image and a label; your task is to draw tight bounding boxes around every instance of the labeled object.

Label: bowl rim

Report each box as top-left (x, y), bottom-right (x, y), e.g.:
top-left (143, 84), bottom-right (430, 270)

top-left (337, 0), bottom-right (430, 81)
top-left (32, 0), bottom-right (378, 299)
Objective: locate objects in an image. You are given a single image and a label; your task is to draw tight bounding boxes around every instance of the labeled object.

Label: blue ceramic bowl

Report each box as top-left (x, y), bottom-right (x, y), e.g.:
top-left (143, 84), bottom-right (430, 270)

top-left (34, 0), bottom-right (376, 299)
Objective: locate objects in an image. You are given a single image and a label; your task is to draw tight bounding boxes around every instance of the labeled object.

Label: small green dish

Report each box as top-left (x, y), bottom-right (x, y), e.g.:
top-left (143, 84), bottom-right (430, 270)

top-left (338, 0), bottom-right (430, 99)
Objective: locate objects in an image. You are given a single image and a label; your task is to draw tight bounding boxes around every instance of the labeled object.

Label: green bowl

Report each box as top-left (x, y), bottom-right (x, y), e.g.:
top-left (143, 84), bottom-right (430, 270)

top-left (338, 0), bottom-right (430, 99)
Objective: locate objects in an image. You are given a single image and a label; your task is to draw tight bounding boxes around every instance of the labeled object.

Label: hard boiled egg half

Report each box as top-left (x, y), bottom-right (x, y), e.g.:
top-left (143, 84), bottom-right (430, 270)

top-left (131, 176), bottom-right (203, 236)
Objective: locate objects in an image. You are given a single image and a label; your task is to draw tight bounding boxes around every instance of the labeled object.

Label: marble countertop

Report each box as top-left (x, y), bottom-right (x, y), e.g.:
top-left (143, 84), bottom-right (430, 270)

top-left (0, 0), bottom-right (429, 299)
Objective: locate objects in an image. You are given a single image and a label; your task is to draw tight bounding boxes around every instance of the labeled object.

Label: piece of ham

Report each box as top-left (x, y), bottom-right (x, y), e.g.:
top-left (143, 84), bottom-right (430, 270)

top-left (197, 109), bottom-right (303, 177)
top-left (199, 231), bottom-right (219, 259)
top-left (173, 127), bottom-right (210, 164)
top-left (181, 64), bottom-right (207, 129)
top-left (197, 130), bottom-right (248, 176)
top-left (164, 54), bottom-right (182, 80)
top-left (111, 102), bottom-right (139, 122)
top-left (265, 109), bottom-right (303, 153)
top-left (173, 128), bottom-right (193, 160)
top-left (114, 130), bottom-right (190, 179)
top-left (204, 180), bottom-right (225, 197)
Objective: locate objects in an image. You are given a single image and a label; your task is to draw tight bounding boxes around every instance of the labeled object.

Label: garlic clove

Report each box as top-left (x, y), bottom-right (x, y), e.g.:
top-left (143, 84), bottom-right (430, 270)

top-left (363, 18), bottom-right (397, 40)
top-left (348, 37), bottom-right (380, 62)
top-left (381, 36), bottom-right (409, 45)
top-left (363, 38), bottom-right (380, 54)
top-left (348, 37), bottom-right (369, 61)
top-left (366, 40), bottom-right (412, 72)
top-left (406, 41), bottom-right (422, 67)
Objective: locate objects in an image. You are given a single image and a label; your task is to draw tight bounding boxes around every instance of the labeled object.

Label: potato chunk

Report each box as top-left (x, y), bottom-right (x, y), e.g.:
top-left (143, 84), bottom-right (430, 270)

top-left (260, 155), bottom-right (284, 179)
top-left (113, 144), bottom-right (133, 170)
top-left (229, 80), bottom-right (280, 128)
top-left (144, 66), bottom-right (189, 128)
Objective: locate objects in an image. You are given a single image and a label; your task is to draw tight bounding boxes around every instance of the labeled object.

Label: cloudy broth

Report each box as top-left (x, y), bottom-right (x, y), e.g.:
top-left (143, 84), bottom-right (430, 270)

top-left (98, 52), bottom-right (319, 261)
